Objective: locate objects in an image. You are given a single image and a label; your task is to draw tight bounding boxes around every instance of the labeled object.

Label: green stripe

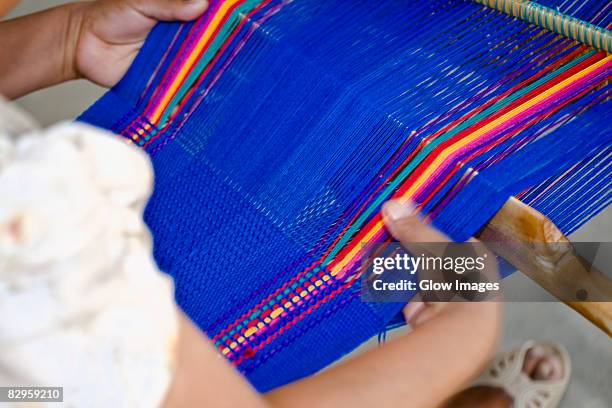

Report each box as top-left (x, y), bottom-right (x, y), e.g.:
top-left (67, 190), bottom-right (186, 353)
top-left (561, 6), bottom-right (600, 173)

top-left (323, 50), bottom-right (596, 264)
top-left (158, 0), bottom-right (264, 127)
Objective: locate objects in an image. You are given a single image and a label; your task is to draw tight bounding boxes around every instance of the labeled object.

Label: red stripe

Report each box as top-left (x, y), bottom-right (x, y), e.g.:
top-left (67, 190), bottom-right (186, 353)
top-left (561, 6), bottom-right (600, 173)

top-left (143, 0), bottom-right (272, 147)
top-left (417, 81), bottom-right (601, 211)
top-left (329, 50), bottom-right (603, 267)
top-left (214, 46), bottom-right (593, 343)
top-left (314, 46), bottom-right (590, 266)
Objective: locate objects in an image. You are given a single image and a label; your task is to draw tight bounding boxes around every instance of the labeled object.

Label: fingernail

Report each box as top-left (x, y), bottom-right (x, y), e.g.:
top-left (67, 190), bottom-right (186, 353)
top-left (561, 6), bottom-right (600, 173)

top-left (403, 301), bottom-right (426, 325)
top-left (383, 200), bottom-right (415, 222)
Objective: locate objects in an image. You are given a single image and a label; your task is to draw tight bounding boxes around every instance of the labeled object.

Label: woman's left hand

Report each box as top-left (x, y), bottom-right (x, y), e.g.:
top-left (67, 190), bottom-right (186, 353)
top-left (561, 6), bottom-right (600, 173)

top-left (70, 0), bottom-right (209, 87)
top-left (0, 0), bottom-right (208, 98)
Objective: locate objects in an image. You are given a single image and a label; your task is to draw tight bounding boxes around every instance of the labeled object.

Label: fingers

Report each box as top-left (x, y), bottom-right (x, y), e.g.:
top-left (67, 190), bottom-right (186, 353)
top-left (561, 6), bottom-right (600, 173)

top-left (382, 200), bottom-right (496, 265)
top-left (382, 200), bottom-right (450, 245)
top-left (410, 302), bottom-right (446, 326)
top-left (383, 201), bottom-right (450, 326)
top-left (128, 0), bottom-right (209, 21)
top-left (382, 200), bottom-right (451, 261)
top-left (402, 294), bottom-right (447, 327)
top-left (383, 199), bottom-right (501, 328)
top-left (402, 295), bottom-right (425, 324)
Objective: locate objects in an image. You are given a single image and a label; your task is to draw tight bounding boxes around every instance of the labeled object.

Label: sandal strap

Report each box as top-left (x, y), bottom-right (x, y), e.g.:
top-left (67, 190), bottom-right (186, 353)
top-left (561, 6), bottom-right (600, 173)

top-left (474, 340), bottom-right (571, 408)
top-left (514, 377), bottom-right (568, 408)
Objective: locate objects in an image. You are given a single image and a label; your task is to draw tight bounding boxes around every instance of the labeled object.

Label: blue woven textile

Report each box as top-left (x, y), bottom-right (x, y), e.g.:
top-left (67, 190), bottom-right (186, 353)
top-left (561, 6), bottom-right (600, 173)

top-left (80, 0), bottom-right (611, 391)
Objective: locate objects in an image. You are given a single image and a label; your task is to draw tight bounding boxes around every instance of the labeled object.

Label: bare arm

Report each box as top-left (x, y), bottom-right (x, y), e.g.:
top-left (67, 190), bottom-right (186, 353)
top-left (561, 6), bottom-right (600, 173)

top-left (0, 0), bottom-right (209, 99)
top-left (169, 299), bottom-right (499, 408)
top-left (164, 314), bottom-right (270, 408)
top-left (0, 5), bottom-right (80, 99)
top-left (266, 202), bottom-right (501, 407)
top-left (268, 304), bottom-right (499, 408)
top-left (169, 201), bottom-right (501, 408)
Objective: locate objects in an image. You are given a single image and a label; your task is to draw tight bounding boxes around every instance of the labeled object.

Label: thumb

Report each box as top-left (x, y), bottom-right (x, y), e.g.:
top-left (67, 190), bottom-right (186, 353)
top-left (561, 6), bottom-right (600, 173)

top-left (129, 0), bottom-right (209, 21)
top-left (382, 200), bottom-right (500, 296)
top-left (382, 200), bottom-right (450, 245)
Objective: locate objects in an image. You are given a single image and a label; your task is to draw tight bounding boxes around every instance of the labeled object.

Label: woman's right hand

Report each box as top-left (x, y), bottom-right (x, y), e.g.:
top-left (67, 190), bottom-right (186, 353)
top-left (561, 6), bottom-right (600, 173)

top-left (381, 199), bottom-right (502, 329)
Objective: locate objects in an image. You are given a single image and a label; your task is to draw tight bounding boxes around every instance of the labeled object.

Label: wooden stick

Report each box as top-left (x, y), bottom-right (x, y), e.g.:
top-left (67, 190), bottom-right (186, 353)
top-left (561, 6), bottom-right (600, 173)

top-left (478, 197), bottom-right (612, 336)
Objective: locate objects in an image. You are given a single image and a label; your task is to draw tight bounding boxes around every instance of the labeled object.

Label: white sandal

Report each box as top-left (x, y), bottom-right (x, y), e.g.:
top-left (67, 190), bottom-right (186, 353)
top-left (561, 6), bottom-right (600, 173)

top-left (474, 340), bottom-right (571, 408)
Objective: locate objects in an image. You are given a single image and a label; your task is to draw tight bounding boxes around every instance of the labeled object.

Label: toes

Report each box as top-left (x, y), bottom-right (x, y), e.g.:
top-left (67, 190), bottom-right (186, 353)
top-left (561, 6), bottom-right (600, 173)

top-left (542, 354), bottom-right (564, 381)
top-left (523, 350), bottom-right (563, 381)
top-left (522, 345), bottom-right (546, 376)
top-left (533, 359), bottom-right (553, 380)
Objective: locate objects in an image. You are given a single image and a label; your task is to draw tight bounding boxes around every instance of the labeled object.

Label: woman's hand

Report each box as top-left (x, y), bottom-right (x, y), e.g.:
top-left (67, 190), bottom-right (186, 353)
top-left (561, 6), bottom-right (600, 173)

top-left (381, 199), bottom-right (501, 329)
top-left (70, 0), bottom-right (209, 87)
top-left (0, 0), bottom-right (208, 99)
top-left (267, 201), bottom-right (502, 408)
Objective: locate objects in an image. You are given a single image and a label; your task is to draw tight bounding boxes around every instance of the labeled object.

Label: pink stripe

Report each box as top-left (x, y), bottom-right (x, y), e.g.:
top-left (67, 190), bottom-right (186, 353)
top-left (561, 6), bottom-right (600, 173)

top-left (411, 61), bottom-right (611, 200)
top-left (143, 0), bottom-right (226, 118)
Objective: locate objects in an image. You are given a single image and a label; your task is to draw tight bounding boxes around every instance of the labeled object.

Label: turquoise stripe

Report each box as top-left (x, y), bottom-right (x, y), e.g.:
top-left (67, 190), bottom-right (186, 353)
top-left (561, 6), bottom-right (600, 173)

top-left (158, 0), bottom-right (264, 127)
top-left (323, 50), bottom-right (596, 264)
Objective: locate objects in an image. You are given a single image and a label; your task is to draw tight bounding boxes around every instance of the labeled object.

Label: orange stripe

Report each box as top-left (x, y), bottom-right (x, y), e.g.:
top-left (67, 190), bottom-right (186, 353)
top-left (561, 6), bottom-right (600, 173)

top-left (150, 0), bottom-right (244, 123)
top-left (330, 56), bottom-right (611, 275)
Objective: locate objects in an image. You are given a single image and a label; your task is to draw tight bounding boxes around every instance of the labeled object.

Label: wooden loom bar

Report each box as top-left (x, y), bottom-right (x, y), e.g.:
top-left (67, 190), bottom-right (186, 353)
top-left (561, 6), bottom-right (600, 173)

top-left (478, 197), bottom-right (612, 335)
top-left (470, 1), bottom-right (612, 335)
top-left (473, 0), bottom-right (612, 53)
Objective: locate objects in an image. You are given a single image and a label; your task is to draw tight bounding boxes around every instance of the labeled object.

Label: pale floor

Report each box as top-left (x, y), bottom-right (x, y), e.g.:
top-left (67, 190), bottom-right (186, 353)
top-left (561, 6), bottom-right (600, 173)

top-left (6, 1), bottom-right (612, 407)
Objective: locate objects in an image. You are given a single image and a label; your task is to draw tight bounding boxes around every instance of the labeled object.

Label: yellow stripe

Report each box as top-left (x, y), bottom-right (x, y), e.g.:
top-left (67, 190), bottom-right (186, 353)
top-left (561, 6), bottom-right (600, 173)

top-left (270, 308), bottom-right (284, 319)
top-left (397, 57), bottom-right (610, 200)
top-left (150, 0), bottom-right (243, 123)
top-left (330, 219), bottom-right (384, 275)
top-left (330, 56), bottom-right (610, 275)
